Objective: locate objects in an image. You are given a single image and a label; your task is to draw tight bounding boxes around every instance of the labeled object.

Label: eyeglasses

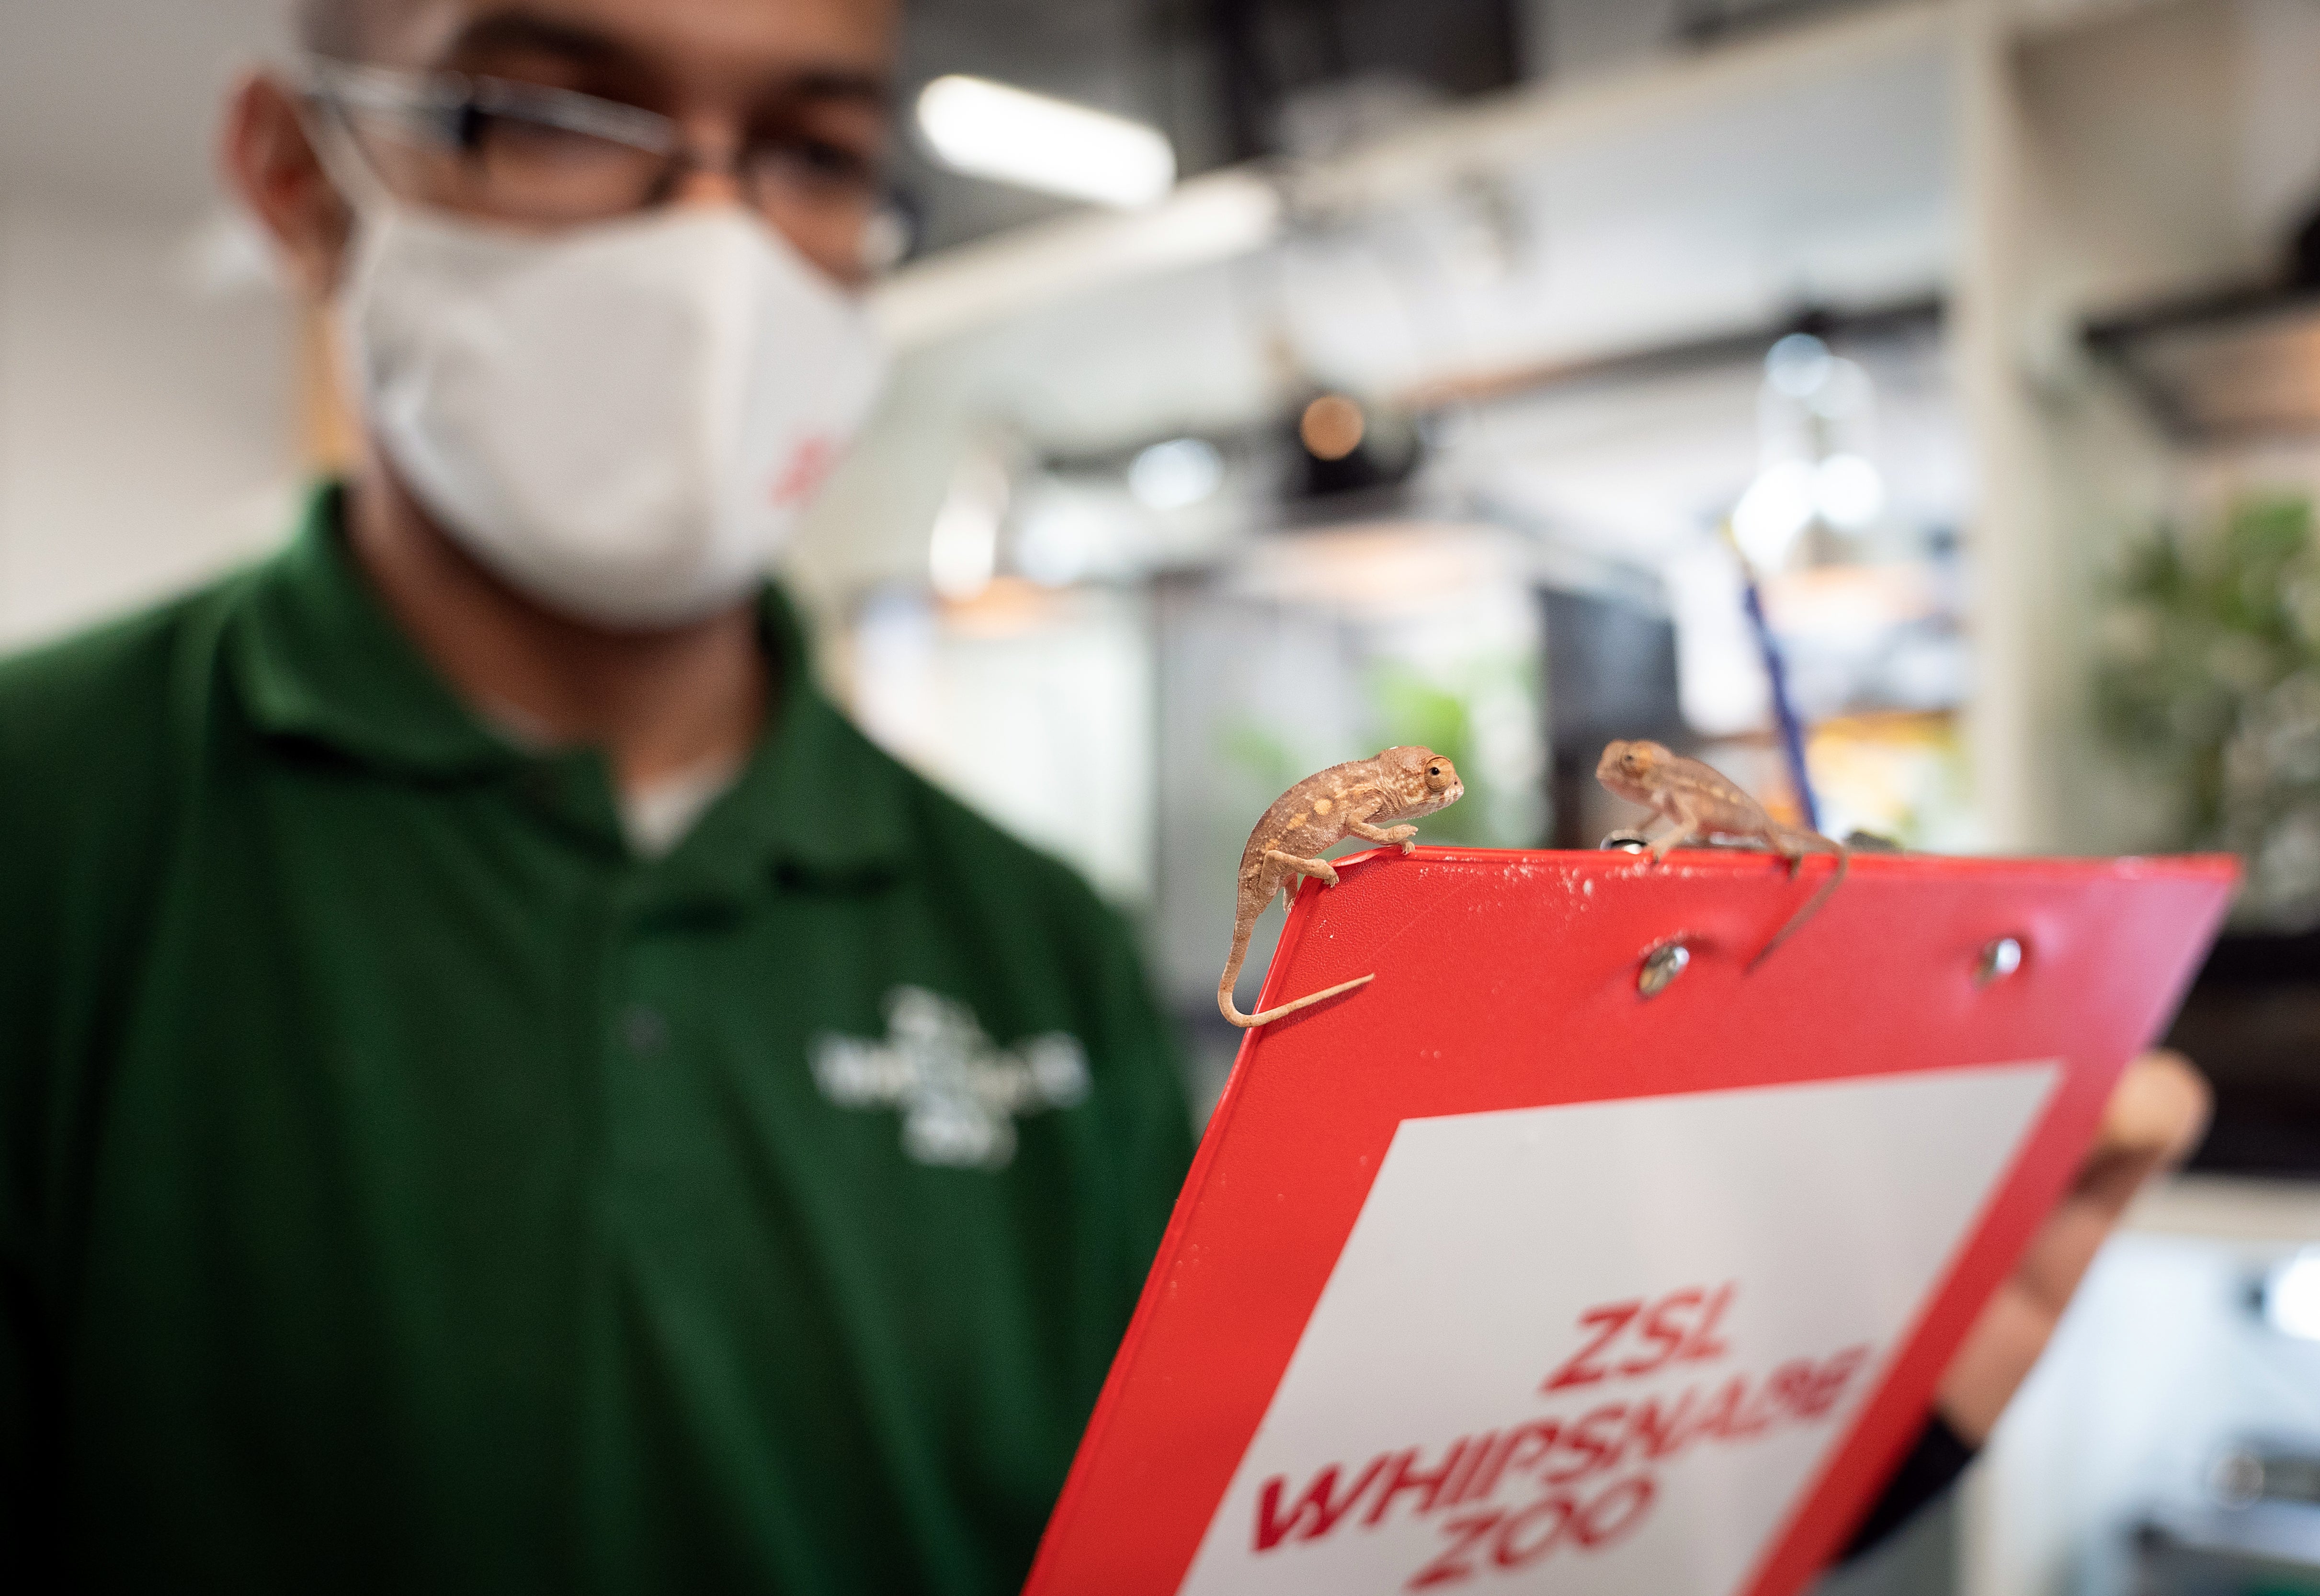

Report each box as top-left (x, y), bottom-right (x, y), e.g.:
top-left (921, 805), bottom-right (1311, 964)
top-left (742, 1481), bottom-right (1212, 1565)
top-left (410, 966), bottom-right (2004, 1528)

top-left (305, 58), bottom-right (917, 271)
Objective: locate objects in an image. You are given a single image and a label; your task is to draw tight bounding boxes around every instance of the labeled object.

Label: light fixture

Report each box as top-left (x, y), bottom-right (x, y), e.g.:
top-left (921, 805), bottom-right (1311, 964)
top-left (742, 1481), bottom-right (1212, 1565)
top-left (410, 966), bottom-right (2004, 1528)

top-left (1016, 496), bottom-right (1107, 587)
top-left (1814, 453), bottom-right (1886, 530)
top-left (1732, 459), bottom-right (1817, 569)
top-left (929, 454), bottom-right (1008, 600)
top-left (1127, 438), bottom-right (1223, 510)
top-left (1299, 395), bottom-right (1366, 462)
top-left (1732, 452), bottom-right (1887, 567)
top-left (916, 75), bottom-right (1176, 209)
top-left (2262, 1246), bottom-right (2320, 1341)
top-left (1764, 333), bottom-right (1834, 399)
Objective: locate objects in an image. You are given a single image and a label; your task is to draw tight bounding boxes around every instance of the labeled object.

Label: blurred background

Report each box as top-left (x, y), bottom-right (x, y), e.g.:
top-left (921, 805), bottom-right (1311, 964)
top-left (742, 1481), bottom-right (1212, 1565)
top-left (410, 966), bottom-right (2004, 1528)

top-left (6, 0), bottom-right (2320, 1590)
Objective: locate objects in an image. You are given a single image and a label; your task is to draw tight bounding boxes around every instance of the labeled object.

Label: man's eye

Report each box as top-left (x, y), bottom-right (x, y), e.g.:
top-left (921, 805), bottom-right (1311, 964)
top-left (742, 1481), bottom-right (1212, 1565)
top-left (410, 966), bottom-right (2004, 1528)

top-left (465, 111), bottom-right (588, 157)
top-left (755, 136), bottom-right (877, 191)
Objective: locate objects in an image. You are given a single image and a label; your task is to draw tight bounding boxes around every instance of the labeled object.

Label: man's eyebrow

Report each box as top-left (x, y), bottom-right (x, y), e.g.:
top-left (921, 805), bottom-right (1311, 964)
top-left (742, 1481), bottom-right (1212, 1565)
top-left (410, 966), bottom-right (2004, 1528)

top-left (778, 69), bottom-right (892, 109)
top-left (430, 14), bottom-right (889, 106)
top-left (433, 10), bottom-right (625, 69)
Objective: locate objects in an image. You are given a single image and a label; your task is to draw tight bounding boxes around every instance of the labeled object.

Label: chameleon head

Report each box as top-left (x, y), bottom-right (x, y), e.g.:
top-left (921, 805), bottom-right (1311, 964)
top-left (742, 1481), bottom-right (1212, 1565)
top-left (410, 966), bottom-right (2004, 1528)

top-left (1377, 746), bottom-right (1465, 816)
top-left (1595, 738), bottom-right (1673, 805)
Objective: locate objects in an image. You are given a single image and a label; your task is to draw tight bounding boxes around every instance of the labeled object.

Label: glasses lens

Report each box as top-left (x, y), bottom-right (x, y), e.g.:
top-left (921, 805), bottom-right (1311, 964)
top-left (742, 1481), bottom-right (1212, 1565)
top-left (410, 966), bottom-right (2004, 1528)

top-left (325, 66), bottom-right (909, 260)
top-left (325, 68), bottom-right (670, 226)
top-left (740, 138), bottom-right (904, 277)
top-left (449, 111), bottom-right (663, 224)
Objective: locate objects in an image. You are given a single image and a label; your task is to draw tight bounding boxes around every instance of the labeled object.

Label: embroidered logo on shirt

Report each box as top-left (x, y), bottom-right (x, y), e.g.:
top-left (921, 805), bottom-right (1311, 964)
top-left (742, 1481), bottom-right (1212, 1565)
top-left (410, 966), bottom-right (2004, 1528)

top-left (810, 987), bottom-right (1090, 1170)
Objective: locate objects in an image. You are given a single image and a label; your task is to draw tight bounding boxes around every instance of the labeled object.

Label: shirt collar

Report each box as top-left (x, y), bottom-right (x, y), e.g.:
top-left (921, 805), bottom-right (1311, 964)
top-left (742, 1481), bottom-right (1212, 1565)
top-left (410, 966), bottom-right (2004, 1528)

top-left (227, 481), bottom-right (909, 890)
top-left (230, 483), bottom-right (517, 778)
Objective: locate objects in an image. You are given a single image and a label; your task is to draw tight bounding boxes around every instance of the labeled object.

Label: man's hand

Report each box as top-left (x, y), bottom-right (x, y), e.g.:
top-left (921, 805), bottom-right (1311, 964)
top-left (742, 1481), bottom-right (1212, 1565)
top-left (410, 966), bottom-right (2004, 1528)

top-left (1935, 1049), bottom-right (2212, 1444)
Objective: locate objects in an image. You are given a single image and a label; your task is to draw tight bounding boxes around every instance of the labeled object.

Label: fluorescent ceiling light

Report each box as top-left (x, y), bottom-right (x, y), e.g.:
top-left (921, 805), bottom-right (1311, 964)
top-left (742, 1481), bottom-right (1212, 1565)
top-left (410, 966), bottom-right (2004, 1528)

top-left (917, 75), bottom-right (1176, 208)
top-left (2263, 1247), bottom-right (2320, 1342)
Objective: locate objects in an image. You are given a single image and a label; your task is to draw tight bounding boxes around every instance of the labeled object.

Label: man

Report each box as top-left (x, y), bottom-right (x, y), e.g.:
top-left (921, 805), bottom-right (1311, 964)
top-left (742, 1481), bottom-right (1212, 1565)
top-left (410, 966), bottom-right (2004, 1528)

top-left (0, 0), bottom-right (2208, 1590)
top-left (0, 2), bottom-right (1193, 1589)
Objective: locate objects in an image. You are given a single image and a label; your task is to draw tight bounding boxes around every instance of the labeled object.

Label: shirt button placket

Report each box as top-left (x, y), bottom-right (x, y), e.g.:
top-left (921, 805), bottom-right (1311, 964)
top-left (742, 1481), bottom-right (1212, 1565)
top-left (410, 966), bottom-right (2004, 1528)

top-left (603, 893), bottom-right (679, 1181)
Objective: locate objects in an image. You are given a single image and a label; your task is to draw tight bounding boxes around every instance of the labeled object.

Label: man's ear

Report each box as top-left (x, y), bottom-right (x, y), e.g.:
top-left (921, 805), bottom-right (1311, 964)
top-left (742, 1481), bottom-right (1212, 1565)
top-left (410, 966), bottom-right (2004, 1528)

top-left (221, 69), bottom-right (353, 300)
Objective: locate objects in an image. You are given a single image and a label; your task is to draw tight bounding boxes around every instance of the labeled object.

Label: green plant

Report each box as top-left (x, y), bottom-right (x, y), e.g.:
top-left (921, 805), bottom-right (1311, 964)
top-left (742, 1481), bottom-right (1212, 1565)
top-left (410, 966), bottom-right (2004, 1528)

top-left (1365, 656), bottom-right (1541, 849)
top-left (2096, 493), bottom-right (2320, 928)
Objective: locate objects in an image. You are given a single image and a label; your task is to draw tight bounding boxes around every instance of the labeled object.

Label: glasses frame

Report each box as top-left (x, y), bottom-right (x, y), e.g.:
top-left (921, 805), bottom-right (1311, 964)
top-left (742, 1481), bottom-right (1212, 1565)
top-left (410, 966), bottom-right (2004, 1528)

top-left (302, 57), bottom-right (920, 267)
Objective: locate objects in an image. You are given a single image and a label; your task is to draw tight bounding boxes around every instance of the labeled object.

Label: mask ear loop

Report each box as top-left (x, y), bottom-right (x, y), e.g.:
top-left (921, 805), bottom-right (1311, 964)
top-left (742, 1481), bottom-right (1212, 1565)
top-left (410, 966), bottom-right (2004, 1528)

top-left (294, 61), bottom-right (412, 244)
top-left (313, 128), bottom-right (389, 219)
top-left (288, 66), bottom-right (415, 491)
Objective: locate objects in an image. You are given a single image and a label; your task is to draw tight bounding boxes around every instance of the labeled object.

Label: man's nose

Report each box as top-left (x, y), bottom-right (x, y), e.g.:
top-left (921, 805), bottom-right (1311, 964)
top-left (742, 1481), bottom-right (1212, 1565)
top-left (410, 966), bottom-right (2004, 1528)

top-left (668, 162), bottom-right (748, 209)
top-left (666, 118), bottom-right (751, 209)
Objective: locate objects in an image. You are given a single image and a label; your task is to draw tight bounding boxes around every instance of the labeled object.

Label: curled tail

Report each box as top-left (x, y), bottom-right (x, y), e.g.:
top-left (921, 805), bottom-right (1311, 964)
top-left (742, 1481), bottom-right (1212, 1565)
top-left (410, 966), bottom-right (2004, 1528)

top-left (1217, 914), bottom-right (1375, 1029)
top-left (1748, 839), bottom-right (1849, 971)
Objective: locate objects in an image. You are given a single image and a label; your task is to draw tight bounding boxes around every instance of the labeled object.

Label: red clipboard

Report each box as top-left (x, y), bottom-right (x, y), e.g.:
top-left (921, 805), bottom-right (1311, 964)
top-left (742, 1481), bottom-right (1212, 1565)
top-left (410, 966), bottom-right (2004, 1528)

top-left (1027, 847), bottom-right (2234, 1596)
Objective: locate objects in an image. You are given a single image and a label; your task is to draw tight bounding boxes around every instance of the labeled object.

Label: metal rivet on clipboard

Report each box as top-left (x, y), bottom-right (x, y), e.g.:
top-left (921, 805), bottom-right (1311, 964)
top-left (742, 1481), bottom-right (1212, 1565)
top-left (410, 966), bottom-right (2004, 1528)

top-left (1975, 937), bottom-right (2024, 986)
top-left (1638, 941), bottom-right (1691, 998)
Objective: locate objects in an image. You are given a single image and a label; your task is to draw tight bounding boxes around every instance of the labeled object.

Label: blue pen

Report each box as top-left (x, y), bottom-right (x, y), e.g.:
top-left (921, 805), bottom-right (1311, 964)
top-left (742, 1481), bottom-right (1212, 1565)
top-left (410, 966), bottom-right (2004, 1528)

top-left (1721, 523), bottom-right (1821, 833)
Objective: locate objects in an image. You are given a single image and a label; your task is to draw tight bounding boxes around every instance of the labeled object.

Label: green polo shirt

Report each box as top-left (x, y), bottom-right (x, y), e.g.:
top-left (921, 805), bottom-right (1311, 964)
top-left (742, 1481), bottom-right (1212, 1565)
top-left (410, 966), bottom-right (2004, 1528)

top-left (0, 487), bottom-right (1194, 1593)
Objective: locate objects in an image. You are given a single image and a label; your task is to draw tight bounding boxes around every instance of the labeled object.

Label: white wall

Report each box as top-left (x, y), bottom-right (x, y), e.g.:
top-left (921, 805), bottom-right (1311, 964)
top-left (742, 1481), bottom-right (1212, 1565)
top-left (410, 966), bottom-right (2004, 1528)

top-left (0, 0), bottom-right (299, 651)
top-left (0, 203), bottom-right (298, 649)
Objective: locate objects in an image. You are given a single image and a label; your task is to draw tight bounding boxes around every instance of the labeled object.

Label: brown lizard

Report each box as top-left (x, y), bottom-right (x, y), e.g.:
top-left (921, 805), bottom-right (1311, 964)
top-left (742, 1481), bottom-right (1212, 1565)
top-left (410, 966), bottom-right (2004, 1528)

top-left (1595, 738), bottom-right (1848, 969)
top-left (1219, 746), bottom-right (1465, 1029)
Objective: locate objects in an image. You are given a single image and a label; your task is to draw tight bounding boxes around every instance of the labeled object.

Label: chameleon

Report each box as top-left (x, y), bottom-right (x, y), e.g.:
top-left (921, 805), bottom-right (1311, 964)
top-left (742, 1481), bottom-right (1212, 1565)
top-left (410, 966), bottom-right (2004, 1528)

top-left (1594, 738), bottom-right (1848, 969)
top-left (1219, 746), bottom-right (1465, 1029)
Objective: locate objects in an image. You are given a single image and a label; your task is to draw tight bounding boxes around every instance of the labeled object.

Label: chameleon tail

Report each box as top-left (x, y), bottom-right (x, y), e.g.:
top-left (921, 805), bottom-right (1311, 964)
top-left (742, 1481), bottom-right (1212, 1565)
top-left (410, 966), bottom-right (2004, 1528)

top-left (1217, 916), bottom-right (1375, 1029)
top-left (1219, 972), bottom-right (1376, 1030)
top-left (1747, 841), bottom-right (1849, 971)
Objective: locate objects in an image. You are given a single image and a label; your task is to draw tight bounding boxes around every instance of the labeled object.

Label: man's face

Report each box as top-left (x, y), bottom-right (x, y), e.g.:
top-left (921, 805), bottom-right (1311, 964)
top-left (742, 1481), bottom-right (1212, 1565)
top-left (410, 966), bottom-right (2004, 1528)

top-left (292, 0), bottom-right (899, 285)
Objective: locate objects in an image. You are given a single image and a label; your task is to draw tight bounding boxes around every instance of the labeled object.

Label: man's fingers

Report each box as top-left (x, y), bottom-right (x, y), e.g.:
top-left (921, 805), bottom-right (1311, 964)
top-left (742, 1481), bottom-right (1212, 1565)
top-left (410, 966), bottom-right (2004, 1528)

top-left (2069, 1049), bottom-right (2210, 1213)
top-left (2092, 1048), bottom-right (2210, 1170)
top-left (1936, 1283), bottom-right (2056, 1446)
top-left (1935, 1053), bottom-right (2210, 1447)
top-left (2050, 1051), bottom-right (2211, 1259)
top-left (2007, 1186), bottom-right (2135, 1316)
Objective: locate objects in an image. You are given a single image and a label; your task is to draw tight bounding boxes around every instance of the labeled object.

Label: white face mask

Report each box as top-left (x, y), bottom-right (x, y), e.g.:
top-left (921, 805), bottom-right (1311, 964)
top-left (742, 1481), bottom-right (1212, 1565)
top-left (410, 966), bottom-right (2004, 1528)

top-left (336, 200), bottom-right (887, 630)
